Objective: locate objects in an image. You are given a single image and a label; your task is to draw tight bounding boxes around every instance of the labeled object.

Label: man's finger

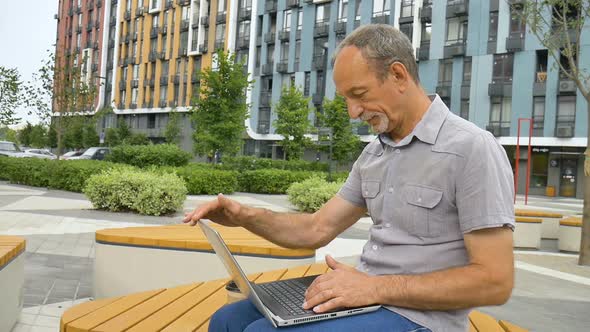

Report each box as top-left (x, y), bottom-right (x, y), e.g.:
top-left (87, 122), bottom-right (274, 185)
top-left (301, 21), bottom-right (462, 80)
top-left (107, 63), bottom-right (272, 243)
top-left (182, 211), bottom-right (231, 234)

top-left (326, 255), bottom-right (351, 271)
top-left (303, 286), bottom-right (337, 310)
top-left (313, 297), bottom-right (344, 313)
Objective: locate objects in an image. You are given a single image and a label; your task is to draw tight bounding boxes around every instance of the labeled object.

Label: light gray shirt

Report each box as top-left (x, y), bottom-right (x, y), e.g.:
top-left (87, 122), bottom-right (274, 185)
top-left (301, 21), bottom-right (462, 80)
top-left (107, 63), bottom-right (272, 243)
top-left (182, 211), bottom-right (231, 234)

top-left (338, 95), bottom-right (515, 332)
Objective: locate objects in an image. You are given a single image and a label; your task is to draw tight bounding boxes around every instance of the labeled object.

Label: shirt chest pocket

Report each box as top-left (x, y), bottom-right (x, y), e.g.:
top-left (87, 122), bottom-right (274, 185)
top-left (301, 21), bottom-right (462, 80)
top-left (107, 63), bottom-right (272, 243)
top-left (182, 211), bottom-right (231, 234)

top-left (361, 181), bottom-right (382, 217)
top-left (403, 184), bottom-right (445, 237)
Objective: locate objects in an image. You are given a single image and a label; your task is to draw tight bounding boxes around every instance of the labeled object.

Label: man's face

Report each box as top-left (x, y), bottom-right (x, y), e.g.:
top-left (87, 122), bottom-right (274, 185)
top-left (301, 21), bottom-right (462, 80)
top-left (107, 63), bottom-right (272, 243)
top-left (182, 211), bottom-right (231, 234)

top-left (333, 46), bottom-right (406, 135)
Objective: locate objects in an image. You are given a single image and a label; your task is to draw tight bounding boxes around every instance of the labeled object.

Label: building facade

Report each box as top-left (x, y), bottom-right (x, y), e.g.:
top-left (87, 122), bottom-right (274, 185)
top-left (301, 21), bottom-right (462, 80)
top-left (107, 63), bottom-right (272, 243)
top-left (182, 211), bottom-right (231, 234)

top-left (55, 0), bottom-right (590, 198)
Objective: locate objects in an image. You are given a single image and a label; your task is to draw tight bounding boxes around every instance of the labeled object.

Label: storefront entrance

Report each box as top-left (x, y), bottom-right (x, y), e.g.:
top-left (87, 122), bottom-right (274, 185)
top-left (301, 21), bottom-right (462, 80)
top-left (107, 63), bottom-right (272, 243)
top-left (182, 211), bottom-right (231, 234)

top-left (559, 158), bottom-right (578, 197)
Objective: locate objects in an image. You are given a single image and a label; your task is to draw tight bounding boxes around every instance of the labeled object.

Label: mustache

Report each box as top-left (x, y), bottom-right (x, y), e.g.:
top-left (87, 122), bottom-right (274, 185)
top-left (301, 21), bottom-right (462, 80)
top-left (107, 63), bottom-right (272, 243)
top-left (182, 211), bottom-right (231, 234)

top-left (360, 111), bottom-right (386, 121)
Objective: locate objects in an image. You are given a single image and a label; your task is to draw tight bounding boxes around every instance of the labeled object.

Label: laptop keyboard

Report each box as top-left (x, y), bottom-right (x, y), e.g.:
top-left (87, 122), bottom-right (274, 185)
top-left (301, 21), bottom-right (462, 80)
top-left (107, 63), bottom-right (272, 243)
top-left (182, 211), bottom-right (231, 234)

top-left (259, 280), bottom-right (314, 316)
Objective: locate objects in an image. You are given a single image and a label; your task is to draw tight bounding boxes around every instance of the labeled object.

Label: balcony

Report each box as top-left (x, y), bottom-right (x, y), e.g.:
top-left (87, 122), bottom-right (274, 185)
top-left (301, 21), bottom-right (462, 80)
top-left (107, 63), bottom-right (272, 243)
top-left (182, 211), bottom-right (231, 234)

top-left (312, 93), bottom-right (324, 105)
top-left (264, 32), bottom-right (275, 44)
top-left (420, 6), bottom-right (432, 22)
top-left (76, 26), bottom-right (82, 34)
top-left (443, 40), bottom-right (466, 57)
top-left (486, 123), bottom-right (509, 137)
top-left (555, 118), bottom-right (575, 138)
top-left (150, 27), bottom-right (158, 38)
top-left (312, 54), bottom-right (327, 70)
top-left (214, 40), bottom-right (224, 50)
top-left (334, 20), bottom-right (346, 34)
top-left (261, 62), bottom-right (274, 76)
top-left (144, 78), bottom-right (155, 87)
top-left (277, 60), bottom-right (288, 73)
top-left (265, 1), bottom-right (277, 13)
top-left (201, 15), bottom-right (209, 27)
top-left (199, 43), bottom-right (208, 53)
top-left (258, 120), bottom-right (270, 134)
top-left (533, 72), bottom-right (547, 96)
top-left (176, 0), bottom-right (190, 5)
top-left (158, 51), bottom-right (166, 60)
top-left (136, 6), bottom-right (146, 16)
top-left (173, 75), bottom-right (181, 84)
top-left (160, 25), bottom-right (168, 35)
top-left (93, 41), bottom-right (99, 50)
top-left (124, 10), bottom-right (131, 21)
top-left (259, 91), bottom-right (271, 107)
top-left (159, 100), bottom-right (168, 108)
top-left (436, 83), bottom-right (452, 98)
top-left (417, 44), bottom-right (430, 61)
top-left (87, 21), bottom-right (94, 31)
top-left (192, 73), bottom-right (199, 83)
top-left (278, 29), bottom-right (290, 41)
top-left (488, 80), bottom-right (513, 96)
top-left (129, 79), bottom-right (138, 88)
top-left (149, 51), bottom-right (158, 62)
top-left (118, 80), bottom-right (126, 90)
top-left (181, 20), bottom-right (190, 31)
top-left (314, 23), bottom-right (329, 38)
top-left (97, 0), bottom-right (103, 7)
top-left (216, 12), bottom-right (226, 24)
top-left (239, 8), bottom-right (252, 21)
top-left (371, 14), bottom-right (389, 24)
top-left (506, 32), bottom-right (525, 52)
top-left (160, 75), bottom-right (169, 85)
top-left (446, 0), bottom-right (468, 17)
top-left (165, 0), bottom-right (174, 10)
top-left (179, 48), bottom-right (188, 57)
top-left (236, 37), bottom-right (250, 50)
top-left (559, 78), bottom-right (577, 94)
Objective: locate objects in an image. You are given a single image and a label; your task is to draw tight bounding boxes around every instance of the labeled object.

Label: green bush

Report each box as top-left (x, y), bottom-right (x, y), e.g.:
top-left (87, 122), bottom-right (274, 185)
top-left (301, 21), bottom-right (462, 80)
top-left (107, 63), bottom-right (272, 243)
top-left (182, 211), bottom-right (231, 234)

top-left (107, 144), bottom-right (192, 167)
top-left (219, 156), bottom-right (328, 172)
top-left (287, 177), bottom-right (344, 212)
top-left (83, 168), bottom-right (187, 216)
top-left (173, 165), bottom-right (238, 195)
top-left (0, 157), bottom-right (51, 187)
top-left (238, 169), bottom-right (326, 194)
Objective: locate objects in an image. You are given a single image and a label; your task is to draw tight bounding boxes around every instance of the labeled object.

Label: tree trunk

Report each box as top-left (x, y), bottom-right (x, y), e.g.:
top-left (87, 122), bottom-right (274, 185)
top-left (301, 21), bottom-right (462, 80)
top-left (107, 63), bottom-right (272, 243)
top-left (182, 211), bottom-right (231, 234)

top-left (579, 102), bottom-right (590, 266)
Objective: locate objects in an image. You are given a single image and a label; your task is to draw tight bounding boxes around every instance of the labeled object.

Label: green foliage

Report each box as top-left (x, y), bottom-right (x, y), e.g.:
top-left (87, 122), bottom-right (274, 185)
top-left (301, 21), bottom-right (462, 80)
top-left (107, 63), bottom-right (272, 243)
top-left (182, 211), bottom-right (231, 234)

top-left (47, 124), bottom-right (57, 148)
top-left (319, 96), bottom-right (362, 165)
top-left (125, 132), bottom-right (151, 145)
top-left (170, 165), bottom-right (239, 194)
top-left (106, 144), bottom-right (191, 167)
top-left (0, 157), bottom-right (51, 187)
top-left (219, 156), bottom-right (328, 172)
top-left (63, 117), bottom-right (85, 150)
top-left (191, 49), bottom-right (251, 159)
top-left (165, 110), bottom-right (183, 145)
top-left (238, 169), bottom-right (326, 194)
top-left (287, 177), bottom-right (344, 212)
top-left (0, 126), bottom-right (18, 142)
top-left (83, 122), bottom-right (99, 148)
top-left (0, 66), bottom-right (24, 125)
top-left (273, 86), bottom-right (312, 160)
top-left (84, 168), bottom-right (187, 216)
top-left (17, 122), bottom-right (34, 147)
top-left (116, 117), bottom-right (131, 142)
top-left (104, 127), bottom-right (120, 146)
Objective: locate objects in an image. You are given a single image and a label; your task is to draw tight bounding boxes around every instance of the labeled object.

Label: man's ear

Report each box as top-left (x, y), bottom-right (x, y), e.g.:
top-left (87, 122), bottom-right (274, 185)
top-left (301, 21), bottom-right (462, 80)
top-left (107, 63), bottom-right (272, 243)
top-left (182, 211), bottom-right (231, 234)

top-left (390, 62), bottom-right (410, 92)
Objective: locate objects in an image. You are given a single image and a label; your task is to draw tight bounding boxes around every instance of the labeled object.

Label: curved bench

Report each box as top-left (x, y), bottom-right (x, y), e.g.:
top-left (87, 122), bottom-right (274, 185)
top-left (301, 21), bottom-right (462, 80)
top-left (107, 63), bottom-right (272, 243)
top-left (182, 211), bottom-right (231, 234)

top-left (514, 217), bottom-right (542, 249)
top-left (94, 224), bottom-right (316, 298)
top-left (63, 263), bottom-right (527, 332)
top-left (0, 235), bottom-right (26, 332)
top-left (558, 217), bottom-right (582, 252)
top-left (515, 209), bottom-right (563, 239)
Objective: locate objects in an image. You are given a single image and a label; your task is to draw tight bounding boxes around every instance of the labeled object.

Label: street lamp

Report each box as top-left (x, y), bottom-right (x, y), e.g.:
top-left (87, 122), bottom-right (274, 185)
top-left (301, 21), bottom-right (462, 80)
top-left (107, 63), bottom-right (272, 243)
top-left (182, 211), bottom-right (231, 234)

top-left (318, 127), bottom-right (333, 181)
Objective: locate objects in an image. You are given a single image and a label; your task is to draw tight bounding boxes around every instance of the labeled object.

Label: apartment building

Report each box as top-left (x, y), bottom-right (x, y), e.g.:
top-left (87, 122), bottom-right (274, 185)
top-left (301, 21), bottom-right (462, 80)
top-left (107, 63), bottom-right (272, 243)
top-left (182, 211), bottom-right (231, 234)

top-left (55, 0), bottom-right (590, 197)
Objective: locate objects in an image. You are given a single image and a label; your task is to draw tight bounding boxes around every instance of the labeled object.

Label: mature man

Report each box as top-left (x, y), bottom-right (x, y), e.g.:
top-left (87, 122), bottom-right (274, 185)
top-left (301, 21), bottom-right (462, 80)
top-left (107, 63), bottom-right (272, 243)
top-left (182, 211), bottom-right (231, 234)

top-left (184, 24), bottom-right (515, 332)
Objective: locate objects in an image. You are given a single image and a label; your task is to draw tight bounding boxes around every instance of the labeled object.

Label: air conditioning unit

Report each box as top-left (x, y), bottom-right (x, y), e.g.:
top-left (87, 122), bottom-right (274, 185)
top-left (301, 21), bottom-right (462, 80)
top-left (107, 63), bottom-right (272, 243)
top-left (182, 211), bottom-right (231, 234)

top-left (556, 125), bottom-right (574, 138)
top-left (486, 124), bottom-right (501, 137)
top-left (559, 80), bottom-right (576, 93)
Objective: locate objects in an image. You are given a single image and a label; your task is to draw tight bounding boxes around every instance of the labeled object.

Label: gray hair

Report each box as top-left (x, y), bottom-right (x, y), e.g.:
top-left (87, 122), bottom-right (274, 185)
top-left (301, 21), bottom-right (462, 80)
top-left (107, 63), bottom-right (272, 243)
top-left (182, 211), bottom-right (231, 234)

top-left (332, 24), bottom-right (419, 83)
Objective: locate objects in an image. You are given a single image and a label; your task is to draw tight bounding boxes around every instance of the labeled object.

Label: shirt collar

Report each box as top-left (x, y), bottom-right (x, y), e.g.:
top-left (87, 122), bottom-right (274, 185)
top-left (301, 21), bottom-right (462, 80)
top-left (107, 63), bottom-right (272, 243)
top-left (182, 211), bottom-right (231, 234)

top-left (378, 94), bottom-right (449, 148)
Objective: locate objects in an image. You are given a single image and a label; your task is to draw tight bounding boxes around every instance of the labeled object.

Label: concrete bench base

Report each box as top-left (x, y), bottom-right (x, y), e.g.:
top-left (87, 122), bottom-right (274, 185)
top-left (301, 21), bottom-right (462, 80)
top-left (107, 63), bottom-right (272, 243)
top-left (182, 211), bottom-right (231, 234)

top-left (94, 242), bottom-right (315, 298)
top-left (540, 218), bottom-right (561, 239)
top-left (558, 218), bottom-right (582, 252)
top-left (514, 217), bottom-right (542, 249)
top-left (0, 236), bottom-right (26, 332)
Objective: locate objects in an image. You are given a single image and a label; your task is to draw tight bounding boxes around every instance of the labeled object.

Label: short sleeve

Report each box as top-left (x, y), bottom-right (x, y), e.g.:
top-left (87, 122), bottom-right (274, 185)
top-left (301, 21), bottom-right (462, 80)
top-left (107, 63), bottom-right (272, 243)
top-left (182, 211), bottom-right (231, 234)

top-left (456, 132), bottom-right (515, 233)
top-left (337, 159), bottom-right (366, 208)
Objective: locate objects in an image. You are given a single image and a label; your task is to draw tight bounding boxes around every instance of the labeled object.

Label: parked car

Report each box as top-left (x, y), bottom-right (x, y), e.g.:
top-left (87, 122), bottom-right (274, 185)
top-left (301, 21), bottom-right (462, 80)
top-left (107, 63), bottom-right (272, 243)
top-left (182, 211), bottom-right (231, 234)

top-left (0, 141), bottom-right (28, 158)
top-left (22, 149), bottom-right (57, 160)
top-left (61, 150), bottom-right (85, 160)
top-left (69, 147), bottom-right (111, 160)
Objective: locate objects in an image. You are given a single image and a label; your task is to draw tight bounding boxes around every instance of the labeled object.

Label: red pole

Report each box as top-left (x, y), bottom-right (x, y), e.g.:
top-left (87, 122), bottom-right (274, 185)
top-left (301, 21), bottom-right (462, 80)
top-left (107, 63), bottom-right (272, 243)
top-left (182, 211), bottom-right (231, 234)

top-left (515, 120), bottom-right (521, 204)
top-left (525, 118), bottom-right (533, 205)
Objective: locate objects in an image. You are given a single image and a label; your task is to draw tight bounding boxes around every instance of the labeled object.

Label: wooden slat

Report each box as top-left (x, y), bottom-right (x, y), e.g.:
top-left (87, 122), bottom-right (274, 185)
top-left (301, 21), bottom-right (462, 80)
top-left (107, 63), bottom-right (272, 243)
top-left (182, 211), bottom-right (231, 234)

top-left (305, 263), bottom-right (329, 276)
top-left (0, 235), bottom-right (26, 269)
top-left (92, 283), bottom-right (201, 331)
top-left (469, 311), bottom-right (505, 332)
top-left (515, 217), bottom-right (542, 223)
top-left (126, 280), bottom-right (228, 332)
top-left (65, 289), bottom-right (165, 332)
top-left (60, 298), bottom-right (122, 332)
top-left (469, 320), bottom-right (478, 332)
top-left (280, 264), bottom-right (311, 280)
top-left (253, 268), bottom-right (288, 283)
top-left (515, 209), bottom-right (562, 218)
top-left (499, 320), bottom-right (529, 332)
top-left (160, 287), bottom-right (228, 331)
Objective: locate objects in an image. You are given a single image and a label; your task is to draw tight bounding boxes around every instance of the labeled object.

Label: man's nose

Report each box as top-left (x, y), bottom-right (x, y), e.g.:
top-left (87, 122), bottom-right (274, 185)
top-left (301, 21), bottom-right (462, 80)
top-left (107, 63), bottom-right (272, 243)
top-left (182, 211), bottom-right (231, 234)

top-left (347, 103), bottom-right (364, 119)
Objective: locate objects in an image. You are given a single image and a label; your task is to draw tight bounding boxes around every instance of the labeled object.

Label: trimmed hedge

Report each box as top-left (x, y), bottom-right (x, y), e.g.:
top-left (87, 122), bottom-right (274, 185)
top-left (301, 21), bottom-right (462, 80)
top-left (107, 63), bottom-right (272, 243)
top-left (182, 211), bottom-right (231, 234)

top-left (238, 169), bottom-right (326, 194)
top-left (159, 165), bottom-right (238, 195)
top-left (219, 156), bottom-right (328, 172)
top-left (84, 168), bottom-right (187, 216)
top-left (0, 157), bottom-right (122, 192)
top-left (107, 144), bottom-right (192, 167)
top-left (287, 177), bottom-right (344, 213)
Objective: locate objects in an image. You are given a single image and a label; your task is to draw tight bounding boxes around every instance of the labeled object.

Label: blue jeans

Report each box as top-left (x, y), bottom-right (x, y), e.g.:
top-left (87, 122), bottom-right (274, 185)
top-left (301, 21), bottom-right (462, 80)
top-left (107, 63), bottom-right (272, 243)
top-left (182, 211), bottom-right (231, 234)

top-left (209, 300), bottom-right (430, 332)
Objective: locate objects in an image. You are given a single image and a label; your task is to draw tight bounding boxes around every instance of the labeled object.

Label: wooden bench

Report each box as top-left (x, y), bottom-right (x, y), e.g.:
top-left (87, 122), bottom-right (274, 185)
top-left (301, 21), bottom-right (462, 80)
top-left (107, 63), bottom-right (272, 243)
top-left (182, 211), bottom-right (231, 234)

top-left (513, 217), bottom-right (542, 249)
top-left (558, 216), bottom-right (582, 252)
top-left (0, 235), bottom-right (26, 332)
top-left (62, 263), bottom-right (527, 332)
top-left (94, 223), bottom-right (316, 298)
top-left (515, 209), bottom-right (563, 239)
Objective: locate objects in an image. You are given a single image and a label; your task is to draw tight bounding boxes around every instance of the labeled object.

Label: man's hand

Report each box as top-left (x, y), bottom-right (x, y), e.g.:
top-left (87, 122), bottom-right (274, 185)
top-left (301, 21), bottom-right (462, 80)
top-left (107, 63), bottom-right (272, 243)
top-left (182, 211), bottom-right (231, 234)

top-left (303, 255), bottom-right (379, 313)
top-left (182, 193), bottom-right (246, 227)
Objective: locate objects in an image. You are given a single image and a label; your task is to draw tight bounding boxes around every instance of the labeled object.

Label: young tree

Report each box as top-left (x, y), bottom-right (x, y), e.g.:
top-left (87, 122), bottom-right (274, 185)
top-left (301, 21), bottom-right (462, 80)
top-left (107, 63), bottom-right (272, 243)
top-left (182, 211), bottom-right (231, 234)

top-left (0, 66), bottom-right (24, 125)
top-left (17, 122), bottom-right (34, 147)
top-left (274, 86), bottom-right (313, 160)
top-left (164, 109), bottom-right (183, 146)
top-left (190, 50), bottom-right (251, 160)
top-left (29, 124), bottom-right (49, 148)
top-left (521, 0), bottom-right (590, 265)
top-left (318, 96), bottom-right (362, 165)
top-left (116, 117), bottom-right (131, 143)
top-left (83, 121), bottom-right (100, 148)
top-left (0, 126), bottom-right (18, 142)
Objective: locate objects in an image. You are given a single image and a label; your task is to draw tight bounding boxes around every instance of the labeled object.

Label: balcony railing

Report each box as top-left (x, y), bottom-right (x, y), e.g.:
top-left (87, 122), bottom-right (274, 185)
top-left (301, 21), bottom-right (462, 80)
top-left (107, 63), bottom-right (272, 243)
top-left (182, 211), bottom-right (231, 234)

top-left (259, 91), bottom-right (271, 107)
top-left (312, 54), bottom-right (327, 70)
top-left (446, 0), bottom-right (468, 17)
top-left (239, 8), bottom-right (252, 21)
top-left (314, 22), bottom-right (329, 37)
top-left (264, 32), bottom-right (275, 44)
top-left (265, 1), bottom-right (277, 13)
top-left (278, 29), bottom-right (290, 41)
top-left (277, 60), bottom-right (288, 73)
top-left (261, 62), bottom-right (274, 75)
top-left (258, 120), bottom-right (270, 134)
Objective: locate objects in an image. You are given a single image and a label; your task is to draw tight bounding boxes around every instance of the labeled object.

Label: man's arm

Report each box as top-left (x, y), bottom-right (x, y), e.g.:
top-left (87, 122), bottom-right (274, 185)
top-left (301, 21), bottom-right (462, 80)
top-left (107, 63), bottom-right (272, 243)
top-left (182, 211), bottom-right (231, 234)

top-left (184, 194), bottom-right (367, 250)
top-left (304, 227), bottom-right (514, 312)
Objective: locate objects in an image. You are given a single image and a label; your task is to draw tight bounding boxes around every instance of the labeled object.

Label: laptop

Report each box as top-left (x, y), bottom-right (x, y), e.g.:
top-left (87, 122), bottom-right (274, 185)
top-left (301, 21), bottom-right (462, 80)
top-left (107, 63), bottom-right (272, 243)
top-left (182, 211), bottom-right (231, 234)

top-left (198, 221), bottom-right (381, 327)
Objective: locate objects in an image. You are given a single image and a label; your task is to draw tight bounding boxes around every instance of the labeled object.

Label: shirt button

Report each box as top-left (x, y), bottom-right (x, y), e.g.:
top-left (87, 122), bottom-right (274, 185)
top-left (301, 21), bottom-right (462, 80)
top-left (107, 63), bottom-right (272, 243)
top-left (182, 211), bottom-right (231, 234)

top-left (395, 149), bottom-right (401, 154)
top-left (372, 245), bottom-right (378, 251)
top-left (417, 197), bottom-right (422, 203)
top-left (385, 223), bottom-right (391, 228)
top-left (364, 191), bottom-right (369, 195)
top-left (388, 187), bottom-right (393, 193)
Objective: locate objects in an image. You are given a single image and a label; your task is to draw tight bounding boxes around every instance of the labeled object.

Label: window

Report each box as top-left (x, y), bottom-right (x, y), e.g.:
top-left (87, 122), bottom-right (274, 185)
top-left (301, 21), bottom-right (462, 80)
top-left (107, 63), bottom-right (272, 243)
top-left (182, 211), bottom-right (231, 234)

top-left (131, 88), bottom-right (138, 104)
top-left (438, 59), bottom-right (453, 84)
top-left (355, 0), bottom-right (362, 21)
top-left (536, 50), bottom-right (548, 81)
top-left (304, 71), bottom-right (311, 96)
top-left (532, 97), bottom-right (545, 135)
top-left (151, 0), bottom-right (159, 11)
top-left (421, 22), bottom-right (431, 44)
top-left (488, 11), bottom-right (498, 41)
top-left (492, 53), bottom-right (514, 83)
top-left (216, 23), bottom-right (225, 43)
top-left (133, 64), bottom-right (139, 79)
top-left (283, 10), bottom-right (291, 31)
top-left (446, 17), bottom-right (467, 45)
top-left (297, 9), bottom-right (303, 30)
top-left (556, 95), bottom-right (576, 125)
top-left (531, 150), bottom-right (548, 188)
top-left (238, 21), bottom-right (250, 39)
top-left (217, 0), bottom-right (226, 14)
top-left (399, 23), bottom-right (412, 40)
top-left (400, 0), bottom-right (413, 18)
top-left (460, 99), bottom-right (469, 120)
top-left (161, 60), bottom-right (169, 75)
top-left (490, 97), bottom-right (511, 135)
top-left (509, 6), bottom-right (525, 34)
top-left (295, 40), bottom-right (301, 63)
top-left (316, 4), bottom-right (330, 23)
top-left (152, 14), bottom-right (159, 28)
top-left (148, 114), bottom-right (156, 128)
top-left (162, 35), bottom-right (167, 53)
top-left (160, 85), bottom-right (168, 102)
top-left (373, 0), bottom-right (391, 17)
top-left (280, 42), bottom-right (289, 61)
top-left (338, 0), bottom-right (348, 21)
top-left (463, 57), bottom-right (472, 84)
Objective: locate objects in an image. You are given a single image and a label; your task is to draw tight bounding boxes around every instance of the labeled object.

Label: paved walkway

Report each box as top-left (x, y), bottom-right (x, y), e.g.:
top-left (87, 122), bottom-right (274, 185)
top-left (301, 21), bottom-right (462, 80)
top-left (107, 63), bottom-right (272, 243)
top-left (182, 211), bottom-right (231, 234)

top-left (1, 182), bottom-right (589, 331)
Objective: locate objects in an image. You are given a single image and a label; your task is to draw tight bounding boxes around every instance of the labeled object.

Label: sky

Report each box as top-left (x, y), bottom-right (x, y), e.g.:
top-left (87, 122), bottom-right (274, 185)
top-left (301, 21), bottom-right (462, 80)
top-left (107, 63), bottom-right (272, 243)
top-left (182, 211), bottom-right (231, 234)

top-left (0, 0), bottom-right (59, 127)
